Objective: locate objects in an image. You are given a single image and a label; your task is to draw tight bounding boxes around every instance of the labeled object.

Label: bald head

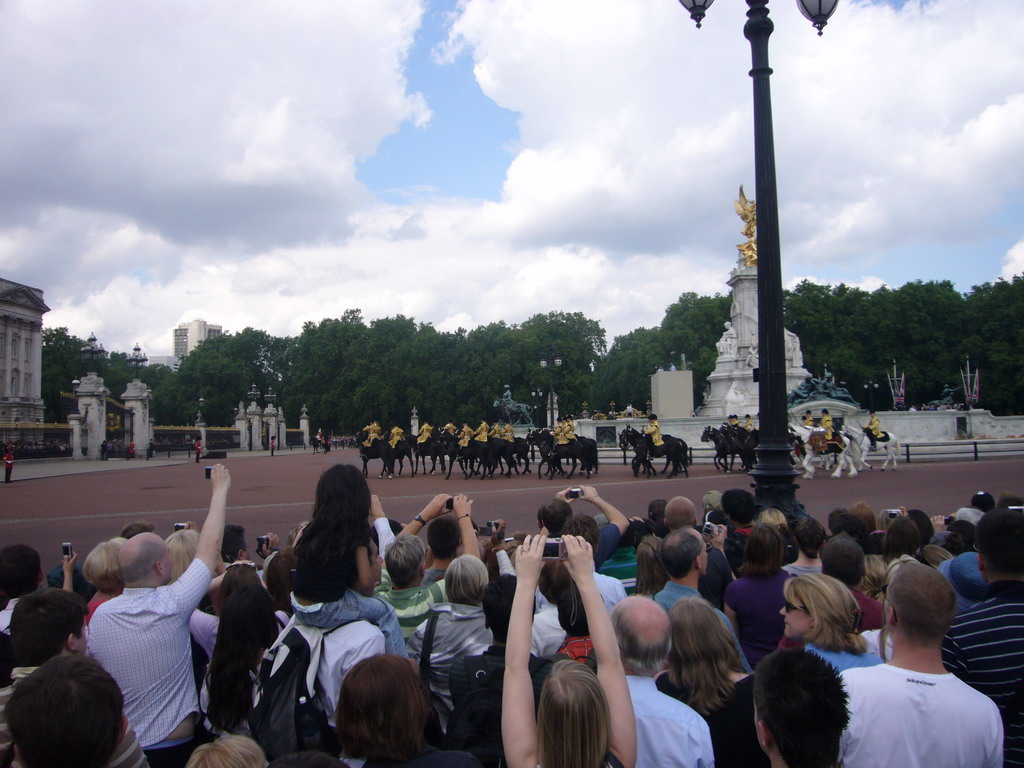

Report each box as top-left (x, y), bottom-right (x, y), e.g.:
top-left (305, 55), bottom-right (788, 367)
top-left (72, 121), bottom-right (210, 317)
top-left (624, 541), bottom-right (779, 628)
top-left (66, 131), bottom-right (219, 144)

top-left (118, 533), bottom-right (167, 587)
top-left (887, 561), bottom-right (956, 646)
top-left (611, 596), bottom-right (671, 676)
top-left (664, 496), bottom-right (697, 531)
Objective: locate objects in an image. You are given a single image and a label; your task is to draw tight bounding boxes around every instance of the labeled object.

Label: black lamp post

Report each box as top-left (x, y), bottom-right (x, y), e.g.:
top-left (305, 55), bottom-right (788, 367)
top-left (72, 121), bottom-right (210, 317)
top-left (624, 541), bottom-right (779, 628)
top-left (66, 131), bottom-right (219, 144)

top-left (539, 353), bottom-right (562, 428)
top-left (127, 343), bottom-right (148, 378)
top-left (80, 332), bottom-right (108, 371)
top-left (675, 0), bottom-right (838, 517)
top-left (863, 379), bottom-right (879, 411)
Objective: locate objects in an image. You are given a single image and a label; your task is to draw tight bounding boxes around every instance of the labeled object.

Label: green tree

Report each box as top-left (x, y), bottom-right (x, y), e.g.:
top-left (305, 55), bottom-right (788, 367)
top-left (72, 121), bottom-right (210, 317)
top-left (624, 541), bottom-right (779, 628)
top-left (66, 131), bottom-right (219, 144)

top-left (40, 327), bottom-right (86, 423)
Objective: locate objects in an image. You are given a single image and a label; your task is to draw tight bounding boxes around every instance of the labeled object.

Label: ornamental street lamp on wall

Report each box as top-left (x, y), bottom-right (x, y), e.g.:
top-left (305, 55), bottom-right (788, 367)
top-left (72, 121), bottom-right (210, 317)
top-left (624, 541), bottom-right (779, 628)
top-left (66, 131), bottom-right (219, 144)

top-left (674, 0), bottom-right (839, 517)
top-left (80, 332), bottom-right (108, 373)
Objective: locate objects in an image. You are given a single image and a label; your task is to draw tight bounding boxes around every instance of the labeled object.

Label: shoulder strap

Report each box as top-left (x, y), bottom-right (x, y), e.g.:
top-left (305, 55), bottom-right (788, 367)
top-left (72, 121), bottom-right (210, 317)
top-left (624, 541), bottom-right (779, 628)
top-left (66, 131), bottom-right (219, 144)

top-left (419, 612), bottom-right (440, 684)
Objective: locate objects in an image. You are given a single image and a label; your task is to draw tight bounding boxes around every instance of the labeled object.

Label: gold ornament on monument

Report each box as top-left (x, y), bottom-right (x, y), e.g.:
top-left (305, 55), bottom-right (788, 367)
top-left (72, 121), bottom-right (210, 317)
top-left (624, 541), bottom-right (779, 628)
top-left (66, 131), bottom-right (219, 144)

top-left (735, 185), bottom-right (758, 267)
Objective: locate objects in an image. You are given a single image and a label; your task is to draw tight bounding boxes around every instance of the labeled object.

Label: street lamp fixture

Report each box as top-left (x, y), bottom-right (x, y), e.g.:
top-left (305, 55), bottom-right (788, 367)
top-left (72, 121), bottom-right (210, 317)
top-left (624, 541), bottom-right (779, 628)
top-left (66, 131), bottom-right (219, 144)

top-left (80, 333), bottom-right (108, 369)
top-left (127, 343), bottom-right (148, 378)
top-left (674, 0), bottom-right (840, 518)
top-left (862, 379), bottom-right (879, 411)
top-left (248, 383), bottom-right (260, 403)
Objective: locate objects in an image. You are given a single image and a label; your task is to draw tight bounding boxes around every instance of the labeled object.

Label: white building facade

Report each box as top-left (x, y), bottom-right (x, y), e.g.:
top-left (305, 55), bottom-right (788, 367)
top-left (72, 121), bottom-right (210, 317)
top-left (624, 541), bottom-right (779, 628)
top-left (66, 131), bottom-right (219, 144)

top-left (173, 319), bottom-right (223, 357)
top-left (0, 278), bottom-right (49, 424)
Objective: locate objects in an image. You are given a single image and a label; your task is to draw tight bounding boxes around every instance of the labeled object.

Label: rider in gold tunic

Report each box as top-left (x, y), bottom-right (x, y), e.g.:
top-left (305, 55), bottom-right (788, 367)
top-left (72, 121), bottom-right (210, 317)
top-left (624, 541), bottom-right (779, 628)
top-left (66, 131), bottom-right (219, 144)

top-left (388, 426), bottom-right (404, 449)
top-left (473, 421), bottom-right (490, 442)
top-left (361, 421), bottom-right (381, 448)
top-left (802, 410), bottom-right (814, 427)
top-left (644, 414), bottom-right (665, 447)
top-left (458, 423), bottom-right (473, 447)
top-left (502, 423), bottom-right (515, 442)
top-left (553, 419), bottom-right (569, 445)
top-left (416, 422), bottom-right (433, 443)
top-left (563, 417), bottom-right (576, 441)
top-left (443, 422), bottom-right (457, 436)
top-left (821, 409), bottom-right (844, 449)
top-left (743, 414), bottom-right (754, 431)
top-left (866, 411), bottom-right (883, 450)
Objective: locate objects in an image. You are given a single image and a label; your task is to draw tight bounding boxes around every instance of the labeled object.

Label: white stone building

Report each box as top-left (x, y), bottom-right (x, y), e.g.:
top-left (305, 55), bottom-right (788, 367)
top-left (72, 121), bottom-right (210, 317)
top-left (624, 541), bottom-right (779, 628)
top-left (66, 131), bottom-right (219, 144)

top-left (0, 278), bottom-right (49, 424)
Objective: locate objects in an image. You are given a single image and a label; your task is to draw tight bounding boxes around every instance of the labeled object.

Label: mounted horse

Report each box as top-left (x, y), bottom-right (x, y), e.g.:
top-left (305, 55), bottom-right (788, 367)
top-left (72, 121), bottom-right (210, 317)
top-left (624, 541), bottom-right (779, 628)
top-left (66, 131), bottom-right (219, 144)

top-left (855, 427), bottom-right (900, 472)
top-left (789, 421), bottom-right (858, 479)
top-left (528, 429), bottom-right (594, 480)
top-left (414, 434), bottom-right (448, 475)
top-left (356, 429), bottom-right (393, 479)
top-left (700, 425), bottom-right (750, 472)
top-left (389, 435), bottom-right (416, 477)
top-left (619, 425), bottom-right (688, 479)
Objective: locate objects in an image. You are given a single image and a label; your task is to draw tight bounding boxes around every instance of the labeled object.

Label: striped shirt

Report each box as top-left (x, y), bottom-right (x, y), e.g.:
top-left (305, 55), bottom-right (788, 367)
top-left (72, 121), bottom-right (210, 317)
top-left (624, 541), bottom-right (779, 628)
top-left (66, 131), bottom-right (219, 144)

top-left (376, 573), bottom-right (446, 639)
top-left (943, 580), bottom-right (1024, 767)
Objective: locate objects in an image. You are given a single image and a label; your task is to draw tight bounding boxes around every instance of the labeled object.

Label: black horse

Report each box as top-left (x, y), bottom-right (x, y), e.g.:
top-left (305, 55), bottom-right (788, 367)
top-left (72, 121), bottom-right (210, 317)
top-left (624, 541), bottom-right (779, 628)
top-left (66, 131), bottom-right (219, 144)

top-left (700, 425), bottom-right (747, 472)
top-left (390, 435), bottom-right (416, 477)
top-left (529, 429), bottom-right (595, 480)
top-left (356, 430), bottom-right (393, 478)
top-left (619, 425), bottom-right (688, 478)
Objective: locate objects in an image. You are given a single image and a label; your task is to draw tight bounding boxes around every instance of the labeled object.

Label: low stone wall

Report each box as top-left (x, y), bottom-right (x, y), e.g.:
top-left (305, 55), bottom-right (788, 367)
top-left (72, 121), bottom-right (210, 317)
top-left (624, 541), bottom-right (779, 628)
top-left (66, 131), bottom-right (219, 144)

top-left (574, 408), bottom-right (1024, 445)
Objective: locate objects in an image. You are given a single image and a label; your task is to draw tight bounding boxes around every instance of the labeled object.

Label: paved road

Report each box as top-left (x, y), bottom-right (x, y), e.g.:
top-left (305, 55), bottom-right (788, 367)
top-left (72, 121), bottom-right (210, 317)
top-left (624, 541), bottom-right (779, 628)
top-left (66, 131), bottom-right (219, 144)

top-left (2, 448), bottom-right (1022, 565)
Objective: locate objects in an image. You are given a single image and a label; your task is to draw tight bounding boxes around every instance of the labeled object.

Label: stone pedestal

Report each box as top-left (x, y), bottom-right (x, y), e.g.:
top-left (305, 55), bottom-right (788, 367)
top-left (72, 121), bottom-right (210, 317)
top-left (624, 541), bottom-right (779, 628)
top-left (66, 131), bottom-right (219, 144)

top-left (121, 379), bottom-right (153, 450)
top-left (651, 370), bottom-right (694, 418)
top-left (299, 405), bottom-right (310, 448)
top-left (701, 263), bottom-right (810, 419)
top-left (410, 407), bottom-right (420, 436)
top-left (74, 372), bottom-right (108, 460)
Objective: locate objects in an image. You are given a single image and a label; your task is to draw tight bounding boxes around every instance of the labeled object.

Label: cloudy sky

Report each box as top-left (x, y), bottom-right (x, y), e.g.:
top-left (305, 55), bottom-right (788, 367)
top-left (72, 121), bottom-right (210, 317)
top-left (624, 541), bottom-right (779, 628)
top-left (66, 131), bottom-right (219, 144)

top-left (1, 0), bottom-right (1021, 357)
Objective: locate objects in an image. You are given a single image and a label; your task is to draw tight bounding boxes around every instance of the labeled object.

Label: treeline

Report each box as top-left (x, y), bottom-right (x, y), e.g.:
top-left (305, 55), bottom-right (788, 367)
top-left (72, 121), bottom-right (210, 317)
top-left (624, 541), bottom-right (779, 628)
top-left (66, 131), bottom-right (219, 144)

top-left (41, 276), bottom-right (1024, 431)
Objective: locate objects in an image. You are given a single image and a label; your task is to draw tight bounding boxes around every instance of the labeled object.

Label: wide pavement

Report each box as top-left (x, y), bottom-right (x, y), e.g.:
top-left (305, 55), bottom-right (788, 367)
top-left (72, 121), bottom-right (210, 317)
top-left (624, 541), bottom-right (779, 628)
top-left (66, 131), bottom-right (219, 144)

top-left (2, 448), bottom-right (1022, 564)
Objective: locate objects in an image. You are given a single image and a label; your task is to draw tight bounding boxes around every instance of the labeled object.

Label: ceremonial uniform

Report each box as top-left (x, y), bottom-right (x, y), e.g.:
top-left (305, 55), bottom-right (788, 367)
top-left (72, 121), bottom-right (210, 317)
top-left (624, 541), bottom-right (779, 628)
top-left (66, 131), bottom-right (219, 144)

top-left (802, 411), bottom-right (814, 427)
top-left (502, 424), bottom-right (515, 442)
top-left (362, 422), bottom-right (381, 448)
top-left (866, 413), bottom-right (884, 450)
top-left (473, 421), bottom-right (489, 442)
top-left (417, 423), bottom-right (434, 443)
top-left (821, 411), bottom-right (834, 440)
top-left (488, 423), bottom-right (500, 438)
top-left (743, 415), bottom-right (754, 431)
top-left (553, 422), bottom-right (569, 445)
top-left (563, 419), bottom-right (576, 441)
top-left (389, 426), bottom-right (404, 448)
top-left (644, 418), bottom-right (665, 447)
top-left (443, 422), bottom-right (457, 436)
top-left (458, 424), bottom-right (473, 448)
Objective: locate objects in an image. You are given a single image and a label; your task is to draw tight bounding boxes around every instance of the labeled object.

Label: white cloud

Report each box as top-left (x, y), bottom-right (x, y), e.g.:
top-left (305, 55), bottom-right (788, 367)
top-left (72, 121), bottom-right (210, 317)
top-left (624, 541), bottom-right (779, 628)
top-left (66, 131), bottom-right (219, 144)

top-left (2, 0), bottom-right (1023, 359)
top-left (1002, 237), bottom-right (1024, 280)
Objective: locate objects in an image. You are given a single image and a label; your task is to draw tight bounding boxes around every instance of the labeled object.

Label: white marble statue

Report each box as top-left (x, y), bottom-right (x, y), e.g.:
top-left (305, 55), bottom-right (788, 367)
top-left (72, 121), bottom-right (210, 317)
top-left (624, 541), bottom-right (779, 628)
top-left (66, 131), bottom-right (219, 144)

top-left (784, 329), bottom-right (803, 369)
top-left (716, 322), bottom-right (738, 359)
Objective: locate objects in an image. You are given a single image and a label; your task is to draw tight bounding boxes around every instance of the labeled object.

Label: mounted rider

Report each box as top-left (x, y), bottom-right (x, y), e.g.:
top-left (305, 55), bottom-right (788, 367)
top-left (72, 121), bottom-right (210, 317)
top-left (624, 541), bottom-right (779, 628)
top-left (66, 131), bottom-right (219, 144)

top-left (821, 408), bottom-right (844, 449)
top-left (743, 414), bottom-right (755, 431)
top-left (865, 411), bottom-right (888, 450)
top-left (553, 418), bottom-right (570, 445)
top-left (388, 425), bottom-right (405, 448)
top-left (563, 416), bottom-right (576, 441)
top-left (416, 422), bottom-right (433, 443)
top-left (473, 420), bottom-right (490, 442)
top-left (361, 420), bottom-right (381, 447)
top-left (802, 409), bottom-right (814, 427)
top-left (442, 422), bottom-right (457, 436)
top-left (643, 413), bottom-right (665, 447)
top-left (502, 423), bottom-right (515, 442)
top-left (458, 422), bottom-right (474, 447)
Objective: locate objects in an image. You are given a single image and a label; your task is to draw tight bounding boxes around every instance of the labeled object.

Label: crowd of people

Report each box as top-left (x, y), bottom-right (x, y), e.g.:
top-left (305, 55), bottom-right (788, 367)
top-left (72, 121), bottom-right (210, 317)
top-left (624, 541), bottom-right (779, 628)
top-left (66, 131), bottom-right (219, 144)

top-left (0, 466), bottom-right (1021, 768)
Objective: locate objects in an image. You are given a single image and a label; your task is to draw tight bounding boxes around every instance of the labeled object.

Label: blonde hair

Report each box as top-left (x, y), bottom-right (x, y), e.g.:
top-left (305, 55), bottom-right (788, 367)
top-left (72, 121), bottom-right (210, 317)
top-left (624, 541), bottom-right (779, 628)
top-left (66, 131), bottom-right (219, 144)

top-left (861, 554), bottom-right (887, 603)
top-left (667, 597), bottom-right (745, 715)
top-left (538, 660), bottom-right (610, 768)
top-left (758, 507), bottom-right (789, 532)
top-left (185, 735), bottom-right (264, 768)
top-left (784, 574), bottom-right (866, 654)
top-left (445, 556), bottom-right (489, 606)
top-left (83, 538), bottom-right (126, 594)
top-left (165, 529), bottom-right (199, 583)
top-left (634, 536), bottom-right (669, 597)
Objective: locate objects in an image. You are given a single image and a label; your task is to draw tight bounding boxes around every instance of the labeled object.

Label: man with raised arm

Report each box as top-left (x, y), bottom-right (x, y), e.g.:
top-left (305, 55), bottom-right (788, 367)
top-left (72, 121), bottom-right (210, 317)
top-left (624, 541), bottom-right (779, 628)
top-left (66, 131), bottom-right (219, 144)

top-left (90, 464), bottom-right (231, 768)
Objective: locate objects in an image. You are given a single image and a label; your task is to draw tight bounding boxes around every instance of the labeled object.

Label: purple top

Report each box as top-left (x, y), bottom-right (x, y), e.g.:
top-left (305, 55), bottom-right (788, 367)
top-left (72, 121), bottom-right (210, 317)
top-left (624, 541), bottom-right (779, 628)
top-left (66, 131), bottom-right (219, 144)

top-left (724, 571), bottom-right (791, 668)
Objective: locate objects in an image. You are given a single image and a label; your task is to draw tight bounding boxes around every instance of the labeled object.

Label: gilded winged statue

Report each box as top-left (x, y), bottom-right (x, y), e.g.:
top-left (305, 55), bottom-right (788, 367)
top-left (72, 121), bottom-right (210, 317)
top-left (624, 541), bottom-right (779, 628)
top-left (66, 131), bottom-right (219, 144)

top-left (735, 185), bottom-right (757, 267)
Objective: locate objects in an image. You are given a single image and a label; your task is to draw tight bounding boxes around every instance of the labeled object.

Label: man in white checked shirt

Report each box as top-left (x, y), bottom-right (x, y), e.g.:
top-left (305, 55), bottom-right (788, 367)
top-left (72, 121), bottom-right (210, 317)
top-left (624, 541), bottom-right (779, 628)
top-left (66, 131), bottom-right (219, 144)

top-left (90, 464), bottom-right (231, 768)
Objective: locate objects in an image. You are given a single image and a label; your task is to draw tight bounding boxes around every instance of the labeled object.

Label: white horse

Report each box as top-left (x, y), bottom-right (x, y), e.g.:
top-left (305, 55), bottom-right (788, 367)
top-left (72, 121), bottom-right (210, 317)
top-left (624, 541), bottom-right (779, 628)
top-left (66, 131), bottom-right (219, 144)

top-left (790, 422), bottom-right (858, 479)
top-left (855, 428), bottom-right (900, 471)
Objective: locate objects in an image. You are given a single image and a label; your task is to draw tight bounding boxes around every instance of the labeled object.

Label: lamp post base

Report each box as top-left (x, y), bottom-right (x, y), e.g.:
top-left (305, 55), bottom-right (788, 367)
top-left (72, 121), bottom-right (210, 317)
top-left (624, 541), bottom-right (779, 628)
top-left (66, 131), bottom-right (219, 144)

top-left (749, 440), bottom-right (807, 522)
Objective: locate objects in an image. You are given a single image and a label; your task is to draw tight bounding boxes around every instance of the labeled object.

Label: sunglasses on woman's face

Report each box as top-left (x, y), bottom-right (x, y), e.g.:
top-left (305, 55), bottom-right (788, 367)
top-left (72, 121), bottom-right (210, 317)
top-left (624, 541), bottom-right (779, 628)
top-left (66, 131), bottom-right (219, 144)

top-left (783, 601), bottom-right (809, 613)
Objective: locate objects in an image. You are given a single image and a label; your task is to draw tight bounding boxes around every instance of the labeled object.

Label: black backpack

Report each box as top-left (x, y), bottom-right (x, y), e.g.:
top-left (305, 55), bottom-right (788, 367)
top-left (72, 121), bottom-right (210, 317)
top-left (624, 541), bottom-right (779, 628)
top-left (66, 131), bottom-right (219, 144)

top-left (248, 620), bottom-right (344, 760)
top-left (442, 654), bottom-right (547, 768)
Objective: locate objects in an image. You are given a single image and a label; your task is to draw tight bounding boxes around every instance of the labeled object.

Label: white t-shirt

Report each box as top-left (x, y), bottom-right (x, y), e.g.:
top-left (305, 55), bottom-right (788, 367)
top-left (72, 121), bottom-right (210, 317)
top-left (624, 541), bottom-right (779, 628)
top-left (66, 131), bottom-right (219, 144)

top-left (840, 663), bottom-right (1002, 768)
